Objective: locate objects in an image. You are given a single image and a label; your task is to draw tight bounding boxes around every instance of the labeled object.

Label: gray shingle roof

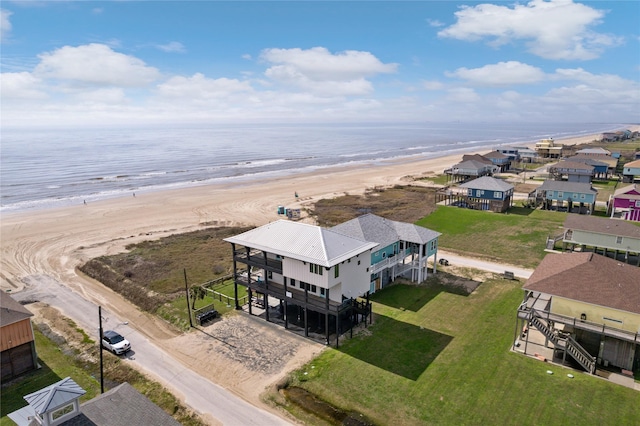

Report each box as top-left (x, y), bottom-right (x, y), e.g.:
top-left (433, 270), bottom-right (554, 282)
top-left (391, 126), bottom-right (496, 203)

top-left (523, 252), bottom-right (640, 314)
top-left (331, 214), bottom-right (441, 246)
top-left (564, 215), bottom-right (640, 238)
top-left (224, 220), bottom-right (378, 267)
top-left (458, 176), bottom-right (514, 192)
top-left (0, 292), bottom-right (33, 327)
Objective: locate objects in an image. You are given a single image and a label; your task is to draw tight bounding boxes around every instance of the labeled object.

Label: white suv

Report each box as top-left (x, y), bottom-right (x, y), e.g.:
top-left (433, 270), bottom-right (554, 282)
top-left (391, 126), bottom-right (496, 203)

top-left (102, 330), bottom-right (131, 355)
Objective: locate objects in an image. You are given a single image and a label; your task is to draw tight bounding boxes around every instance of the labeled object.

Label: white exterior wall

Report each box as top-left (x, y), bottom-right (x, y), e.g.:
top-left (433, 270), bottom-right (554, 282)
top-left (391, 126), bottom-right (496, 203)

top-left (282, 258), bottom-right (331, 287)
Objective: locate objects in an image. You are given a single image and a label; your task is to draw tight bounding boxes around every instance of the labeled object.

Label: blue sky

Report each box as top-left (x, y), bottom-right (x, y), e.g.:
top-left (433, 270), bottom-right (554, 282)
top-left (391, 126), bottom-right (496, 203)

top-left (1, 1), bottom-right (639, 128)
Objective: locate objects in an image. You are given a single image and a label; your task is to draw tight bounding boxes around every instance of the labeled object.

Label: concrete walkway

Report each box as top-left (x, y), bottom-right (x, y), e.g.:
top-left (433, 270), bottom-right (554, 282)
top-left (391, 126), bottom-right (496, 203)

top-left (438, 250), bottom-right (534, 279)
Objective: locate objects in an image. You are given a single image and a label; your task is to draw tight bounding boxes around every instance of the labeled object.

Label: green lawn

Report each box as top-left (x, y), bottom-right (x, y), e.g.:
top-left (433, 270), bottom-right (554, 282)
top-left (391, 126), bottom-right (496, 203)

top-left (290, 280), bottom-right (639, 425)
top-left (416, 206), bottom-right (566, 268)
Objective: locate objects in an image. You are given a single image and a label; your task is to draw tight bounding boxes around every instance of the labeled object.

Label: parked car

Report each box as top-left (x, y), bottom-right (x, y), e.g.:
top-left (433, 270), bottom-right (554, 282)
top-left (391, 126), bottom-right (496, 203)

top-left (102, 330), bottom-right (131, 355)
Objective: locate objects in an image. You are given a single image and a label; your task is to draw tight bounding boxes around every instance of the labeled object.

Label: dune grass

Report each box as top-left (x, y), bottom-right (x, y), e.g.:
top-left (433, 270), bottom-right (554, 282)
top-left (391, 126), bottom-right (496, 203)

top-left (290, 279), bottom-right (640, 425)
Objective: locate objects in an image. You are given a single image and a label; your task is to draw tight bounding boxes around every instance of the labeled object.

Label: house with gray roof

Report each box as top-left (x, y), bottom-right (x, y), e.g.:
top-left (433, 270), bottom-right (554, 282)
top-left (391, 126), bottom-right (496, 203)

top-left (547, 160), bottom-right (595, 183)
top-left (622, 159), bottom-right (640, 183)
top-left (331, 214), bottom-right (441, 292)
top-left (8, 378), bottom-right (179, 426)
top-left (516, 252), bottom-right (640, 375)
top-left (444, 159), bottom-right (496, 183)
top-left (457, 176), bottom-right (514, 212)
top-left (536, 180), bottom-right (597, 214)
top-left (1, 292), bottom-right (38, 381)
top-left (225, 220), bottom-right (378, 346)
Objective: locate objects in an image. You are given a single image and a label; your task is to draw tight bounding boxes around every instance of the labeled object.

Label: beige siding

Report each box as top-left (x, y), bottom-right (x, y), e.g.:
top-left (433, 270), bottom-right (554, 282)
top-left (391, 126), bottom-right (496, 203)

top-left (566, 229), bottom-right (640, 252)
top-left (552, 296), bottom-right (640, 333)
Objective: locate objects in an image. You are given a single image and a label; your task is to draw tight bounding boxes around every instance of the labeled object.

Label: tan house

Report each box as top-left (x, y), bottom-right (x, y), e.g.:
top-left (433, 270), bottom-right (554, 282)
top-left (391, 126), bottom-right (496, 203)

top-left (535, 138), bottom-right (563, 158)
top-left (517, 252), bottom-right (640, 375)
top-left (1, 292), bottom-right (38, 381)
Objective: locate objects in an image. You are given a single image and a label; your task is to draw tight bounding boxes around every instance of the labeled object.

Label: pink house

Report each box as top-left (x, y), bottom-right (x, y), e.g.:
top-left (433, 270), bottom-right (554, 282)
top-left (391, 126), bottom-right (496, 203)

top-left (610, 184), bottom-right (640, 222)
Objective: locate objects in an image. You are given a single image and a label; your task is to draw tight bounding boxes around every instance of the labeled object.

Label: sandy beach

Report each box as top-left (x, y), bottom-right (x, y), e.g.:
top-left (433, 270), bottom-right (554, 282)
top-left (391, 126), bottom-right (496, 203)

top-left (1, 128), bottom-right (634, 422)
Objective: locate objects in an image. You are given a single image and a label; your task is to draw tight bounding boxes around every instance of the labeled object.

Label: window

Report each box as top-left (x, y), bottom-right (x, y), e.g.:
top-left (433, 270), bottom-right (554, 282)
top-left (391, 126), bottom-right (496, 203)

top-left (311, 285), bottom-right (317, 293)
top-left (334, 264), bottom-right (340, 278)
top-left (320, 288), bottom-right (325, 296)
top-left (267, 271), bottom-right (273, 279)
top-left (635, 200), bottom-right (640, 207)
top-left (430, 240), bottom-right (437, 251)
top-left (616, 236), bottom-right (623, 244)
top-left (358, 260), bottom-right (361, 265)
top-left (494, 191), bottom-right (502, 198)
top-left (558, 191), bottom-right (564, 198)
top-left (309, 263), bottom-right (323, 275)
top-left (580, 194), bottom-right (586, 199)
top-left (51, 404), bottom-right (75, 420)
top-left (382, 252), bottom-right (387, 258)
top-left (290, 279), bottom-right (295, 287)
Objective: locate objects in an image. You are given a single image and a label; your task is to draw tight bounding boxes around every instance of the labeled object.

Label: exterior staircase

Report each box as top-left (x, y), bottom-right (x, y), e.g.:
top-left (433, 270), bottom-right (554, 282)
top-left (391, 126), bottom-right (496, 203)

top-left (528, 310), bottom-right (596, 374)
top-left (545, 234), bottom-right (563, 251)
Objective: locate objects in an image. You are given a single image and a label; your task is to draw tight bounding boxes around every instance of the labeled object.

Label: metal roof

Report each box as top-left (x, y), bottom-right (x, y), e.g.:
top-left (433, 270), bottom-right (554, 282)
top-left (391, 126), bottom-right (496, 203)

top-left (331, 214), bottom-right (441, 247)
top-left (458, 176), bottom-right (514, 192)
top-left (23, 377), bottom-right (86, 415)
top-left (224, 220), bottom-right (378, 267)
top-left (537, 180), bottom-right (597, 194)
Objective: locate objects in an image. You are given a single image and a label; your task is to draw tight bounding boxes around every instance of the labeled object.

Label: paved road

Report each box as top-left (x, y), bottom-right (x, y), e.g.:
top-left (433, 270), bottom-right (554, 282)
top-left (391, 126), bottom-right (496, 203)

top-left (438, 250), bottom-right (534, 279)
top-left (14, 274), bottom-right (292, 426)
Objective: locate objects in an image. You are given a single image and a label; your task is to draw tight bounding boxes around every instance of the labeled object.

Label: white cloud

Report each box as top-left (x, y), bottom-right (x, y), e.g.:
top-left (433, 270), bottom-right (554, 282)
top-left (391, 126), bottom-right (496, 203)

top-left (260, 47), bottom-right (397, 96)
top-left (1, 9), bottom-right (12, 43)
top-left (438, 0), bottom-right (621, 60)
top-left (448, 61), bottom-right (545, 86)
top-left (446, 87), bottom-right (480, 102)
top-left (155, 73), bottom-right (252, 99)
top-left (0, 72), bottom-right (47, 99)
top-left (422, 80), bottom-right (444, 90)
top-left (156, 41), bottom-right (186, 53)
top-left (34, 44), bottom-right (160, 87)
top-left (427, 19), bottom-right (444, 28)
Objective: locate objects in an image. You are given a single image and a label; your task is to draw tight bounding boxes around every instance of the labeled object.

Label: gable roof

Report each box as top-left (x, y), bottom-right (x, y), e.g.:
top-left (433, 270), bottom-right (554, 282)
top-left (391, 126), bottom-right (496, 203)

top-left (523, 252), bottom-right (640, 314)
top-left (458, 176), bottom-right (514, 192)
top-left (548, 161), bottom-right (594, 172)
top-left (0, 292), bottom-right (33, 327)
top-left (482, 150), bottom-right (508, 160)
top-left (576, 147), bottom-right (611, 155)
top-left (24, 377), bottom-right (86, 415)
top-left (564, 156), bottom-right (609, 167)
top-left (331, 214), bottom-right (441, 247)
top-left (564, 215), bottom-right (640, 239)
top-left (537, 180), bottom-right (597, 194)
top-left (623, 159), bottom-right (640, 168)
top-left (461, 154), bottom-right (494, 165)
top-left (224, 220), bottom-right (378, 267)
top-left (613, 183), bottom-right (640, 198)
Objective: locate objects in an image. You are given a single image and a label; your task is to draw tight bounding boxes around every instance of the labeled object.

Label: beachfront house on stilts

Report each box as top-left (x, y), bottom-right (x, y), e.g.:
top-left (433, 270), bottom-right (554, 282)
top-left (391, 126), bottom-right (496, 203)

top-left (225, 220), bottom-right (378, 347)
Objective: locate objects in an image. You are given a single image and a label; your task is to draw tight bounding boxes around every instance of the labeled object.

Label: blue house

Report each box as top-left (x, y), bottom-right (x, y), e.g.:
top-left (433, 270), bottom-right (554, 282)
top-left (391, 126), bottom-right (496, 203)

top-left (536, 180), bottom-right (597, 214)
top-left (565, 155), bottom-right (609, 180)
top-left (331, 214), bottom-right (441, 292)
top-left (458, 176), bottom-right (514, 212)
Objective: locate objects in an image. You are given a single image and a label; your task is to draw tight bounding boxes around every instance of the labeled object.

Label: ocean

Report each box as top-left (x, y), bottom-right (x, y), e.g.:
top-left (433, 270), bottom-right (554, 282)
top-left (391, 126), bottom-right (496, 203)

top-left (0, 122), bottom-right (627, 213)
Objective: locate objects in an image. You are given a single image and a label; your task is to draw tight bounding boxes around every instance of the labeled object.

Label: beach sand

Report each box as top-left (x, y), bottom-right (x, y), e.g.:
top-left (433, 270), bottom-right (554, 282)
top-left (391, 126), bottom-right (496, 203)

top-left (1, 128), bottom-right (634, 421)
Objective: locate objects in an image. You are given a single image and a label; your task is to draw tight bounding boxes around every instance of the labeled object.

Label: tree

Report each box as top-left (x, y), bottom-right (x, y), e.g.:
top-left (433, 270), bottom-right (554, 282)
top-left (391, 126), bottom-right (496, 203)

top-left (189, 285), bottom-right (207, 310)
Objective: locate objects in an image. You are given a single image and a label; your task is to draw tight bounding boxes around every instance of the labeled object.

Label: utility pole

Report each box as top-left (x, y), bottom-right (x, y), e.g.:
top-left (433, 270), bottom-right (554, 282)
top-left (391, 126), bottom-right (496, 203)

top-left (98, 306), bottom-right (104, 394)
top-left (184, 268), bottom-right (193, 328)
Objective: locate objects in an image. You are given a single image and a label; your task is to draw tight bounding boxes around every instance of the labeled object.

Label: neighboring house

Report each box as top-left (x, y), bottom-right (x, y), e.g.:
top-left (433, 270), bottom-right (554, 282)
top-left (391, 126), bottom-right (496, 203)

top-left (516, 252), bottom-right (640, 375)
top-left (515, 147), bottom-right (538, 163)
top-left (535, 138), bottom-right (563, 158)
top-left (225, 220), bottom-right (378, 346)
top-left (496, 147), bottom-right (519, 162)
top-left (535, 181), bottom-right (597, 214)
top-left (564, 155), bottom-right (609, 179)
top-left (557, 215), bottom-right (640, 266)
top-left (8, 377), bottom-right (180, 426)
top-left (331, 214), bottom-right (442, 293)
top-left (575, 147), bottom-right (611, 157)
top-left (572, 153), bottom-right (618, 176)
top-left (609, 184), bottom-right (640, 222)
top-left (547, 160), bottom-right (594, 183)
top-left (444, 159), bottom-right (496, 183)
top-left (601, 132), bottom-right (620, 142)
top-left (622, 159), bottom-right (640, 183)
top-left (457, 176), bottom-right (514, 212)
top-left (1, 292), bottom-right (38, 381)
top-left (481, 150), bottom-right (511, 172)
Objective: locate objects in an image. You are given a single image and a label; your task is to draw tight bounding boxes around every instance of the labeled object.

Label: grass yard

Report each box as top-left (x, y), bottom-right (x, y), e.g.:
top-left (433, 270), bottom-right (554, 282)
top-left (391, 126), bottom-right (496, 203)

top-left (289, 279), bottom-right (639, 425)
top-left (416, 206), bottom-right (566, 268)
